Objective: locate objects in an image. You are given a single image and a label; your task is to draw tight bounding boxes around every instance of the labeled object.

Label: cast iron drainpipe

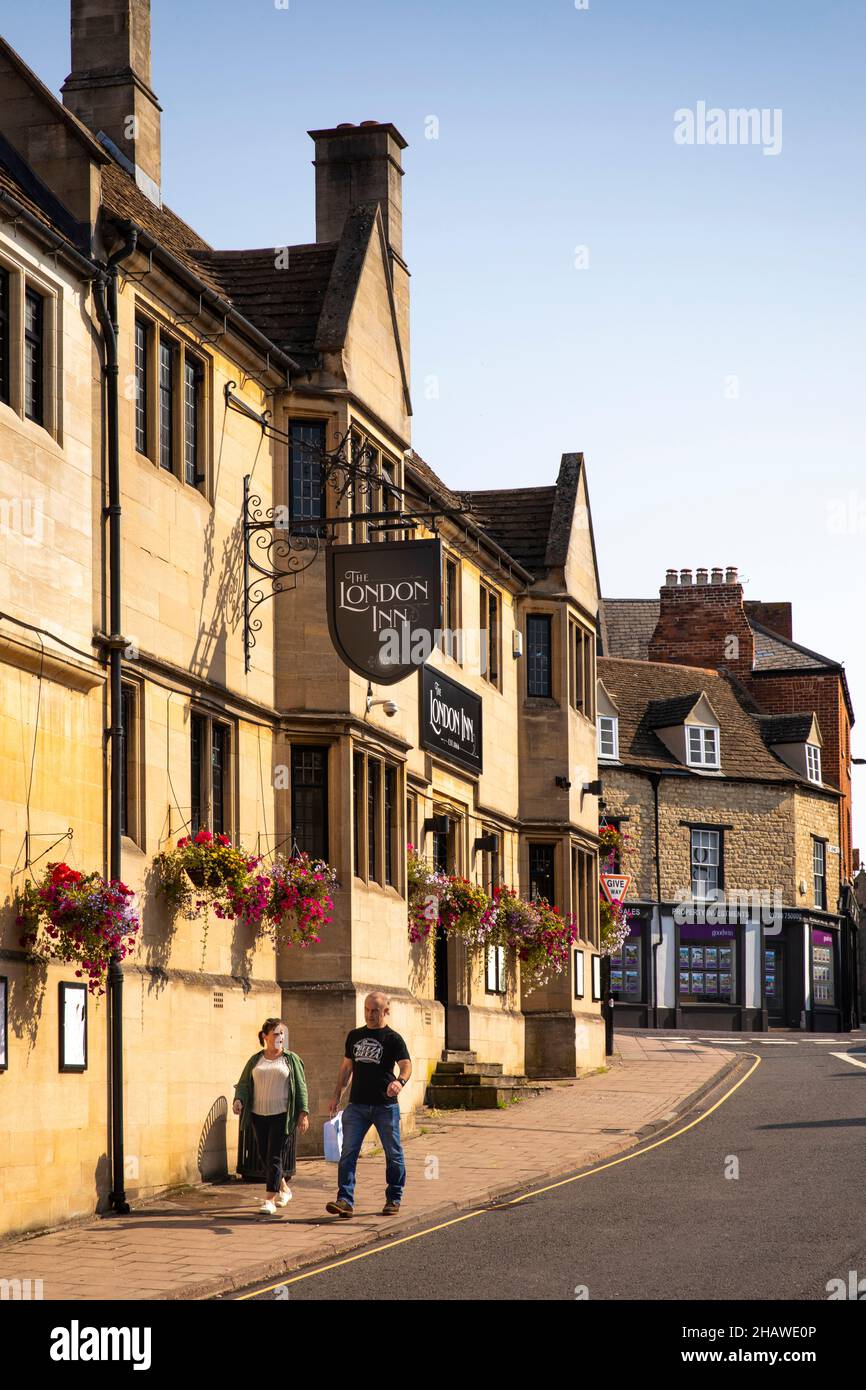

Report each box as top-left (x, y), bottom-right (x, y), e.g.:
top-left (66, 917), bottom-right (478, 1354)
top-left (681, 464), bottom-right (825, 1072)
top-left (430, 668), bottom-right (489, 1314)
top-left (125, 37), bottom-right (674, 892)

top-left (93, 221), bottom-right (139, 1215)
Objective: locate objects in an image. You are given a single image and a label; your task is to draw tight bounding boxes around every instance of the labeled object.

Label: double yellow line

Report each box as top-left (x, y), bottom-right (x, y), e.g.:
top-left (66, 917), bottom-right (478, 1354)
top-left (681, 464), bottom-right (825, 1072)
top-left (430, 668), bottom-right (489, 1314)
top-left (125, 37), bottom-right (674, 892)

top-left (235, 1052), bottom-right (760, 1298)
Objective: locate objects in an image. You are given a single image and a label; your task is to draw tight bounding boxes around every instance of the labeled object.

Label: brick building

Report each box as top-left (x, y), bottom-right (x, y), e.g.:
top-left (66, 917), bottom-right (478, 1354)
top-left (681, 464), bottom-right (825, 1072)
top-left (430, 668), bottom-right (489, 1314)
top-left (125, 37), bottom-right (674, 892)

top-left (599, 569), bottom-right (859, 1031)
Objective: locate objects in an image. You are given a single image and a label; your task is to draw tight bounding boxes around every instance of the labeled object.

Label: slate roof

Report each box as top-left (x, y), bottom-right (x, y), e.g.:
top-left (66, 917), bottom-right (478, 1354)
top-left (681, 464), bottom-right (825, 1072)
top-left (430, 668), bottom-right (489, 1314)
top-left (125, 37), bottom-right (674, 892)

top-left (758, 713), bottom-right (817, 745)
top-left (101, 161), bottom-right (218, 285)
top-left (190, 243), bottom-right (338, 359)
top-left (601, 598), bottom-right (842, 674)
top-left (644, 693), bottom-right (704, 728)
top-left (597, 657), bottom-right (815, 784)
top-left (600, 599), bottom-right (659, 660)
top-left (461, 487), bottom-right (558, 574)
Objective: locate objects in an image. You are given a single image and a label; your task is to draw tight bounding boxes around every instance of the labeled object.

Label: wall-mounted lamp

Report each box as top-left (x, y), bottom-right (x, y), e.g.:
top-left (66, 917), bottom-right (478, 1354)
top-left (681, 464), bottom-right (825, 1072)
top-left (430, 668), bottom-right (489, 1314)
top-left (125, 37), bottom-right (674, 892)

top-left (555, 775), bottom-right (571, 789)
top-left (582, 779), bottom-right (603, 796)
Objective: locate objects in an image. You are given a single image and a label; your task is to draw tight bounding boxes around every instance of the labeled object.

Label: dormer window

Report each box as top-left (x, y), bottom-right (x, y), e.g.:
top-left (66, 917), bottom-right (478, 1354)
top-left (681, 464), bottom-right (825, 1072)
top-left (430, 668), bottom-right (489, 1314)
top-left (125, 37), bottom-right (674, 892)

top-left (687, 725), bottom-right (719, 769)
top-left (598, 715), bottom-right (619, 760)
top-left (806, 744), bottom-right (822, 784)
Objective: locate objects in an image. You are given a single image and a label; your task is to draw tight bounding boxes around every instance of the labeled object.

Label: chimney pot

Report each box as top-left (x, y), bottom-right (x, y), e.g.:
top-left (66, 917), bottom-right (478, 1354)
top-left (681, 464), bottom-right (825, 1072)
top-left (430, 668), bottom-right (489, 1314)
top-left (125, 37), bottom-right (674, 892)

top-left (680, 568), bottom-right (693, 586)
top-left (711, 567), bottom-right (724, 585)
top-left (665, 568), bottom-right (679, 587)
top-left (726, 567), bottom-right (738, 584)
top-left (696, 567), bottom-right (709, 585)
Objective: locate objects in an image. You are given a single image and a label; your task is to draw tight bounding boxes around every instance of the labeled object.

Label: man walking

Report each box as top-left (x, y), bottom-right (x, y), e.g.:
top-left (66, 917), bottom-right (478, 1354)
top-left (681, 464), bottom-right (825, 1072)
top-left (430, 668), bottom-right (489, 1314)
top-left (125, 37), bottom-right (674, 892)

top-left (326, 991), bottom-right (412, 1217)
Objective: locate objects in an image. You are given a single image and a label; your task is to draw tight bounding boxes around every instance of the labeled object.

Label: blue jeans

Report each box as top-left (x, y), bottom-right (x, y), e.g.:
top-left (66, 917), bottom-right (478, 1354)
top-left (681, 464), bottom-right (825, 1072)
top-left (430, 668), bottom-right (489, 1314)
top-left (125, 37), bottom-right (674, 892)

top-left (337, 1102), bottom-right (406, 1207)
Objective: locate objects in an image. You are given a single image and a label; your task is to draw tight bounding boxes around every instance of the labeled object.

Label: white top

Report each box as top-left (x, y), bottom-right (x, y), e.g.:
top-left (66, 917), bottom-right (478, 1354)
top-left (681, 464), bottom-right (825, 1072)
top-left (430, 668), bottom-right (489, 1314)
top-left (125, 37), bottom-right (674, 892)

top-left (251, 1054), bottom-right (291, 1116)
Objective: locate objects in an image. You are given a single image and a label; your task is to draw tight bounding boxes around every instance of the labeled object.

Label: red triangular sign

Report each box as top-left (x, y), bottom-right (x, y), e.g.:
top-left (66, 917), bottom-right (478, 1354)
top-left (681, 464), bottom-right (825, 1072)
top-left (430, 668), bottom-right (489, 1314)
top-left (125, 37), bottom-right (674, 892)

top-left (600, 874), bottom-right (630, 906)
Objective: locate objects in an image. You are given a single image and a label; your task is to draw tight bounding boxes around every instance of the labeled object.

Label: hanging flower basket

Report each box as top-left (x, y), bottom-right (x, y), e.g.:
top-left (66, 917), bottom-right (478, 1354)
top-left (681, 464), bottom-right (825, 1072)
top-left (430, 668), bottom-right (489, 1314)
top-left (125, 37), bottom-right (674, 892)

top-left (599, 822), bottom-right (629, 957)
top-left (488, 886), bottom-right (578, 994)
top-left (153, 830), bottom-right (262, 921)
top-left (406, 846), bottom-right (450, 944)
top-left (16, 861), bottom-right (141, 997)
top-left (261, 853), bottom-right (339, 948)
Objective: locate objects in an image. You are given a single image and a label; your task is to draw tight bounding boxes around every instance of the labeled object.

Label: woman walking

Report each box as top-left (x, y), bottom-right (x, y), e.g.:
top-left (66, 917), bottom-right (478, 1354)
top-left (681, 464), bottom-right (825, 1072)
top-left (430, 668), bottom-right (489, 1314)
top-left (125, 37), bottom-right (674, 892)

top-left (233, 1018), bottom-right (309, 1216)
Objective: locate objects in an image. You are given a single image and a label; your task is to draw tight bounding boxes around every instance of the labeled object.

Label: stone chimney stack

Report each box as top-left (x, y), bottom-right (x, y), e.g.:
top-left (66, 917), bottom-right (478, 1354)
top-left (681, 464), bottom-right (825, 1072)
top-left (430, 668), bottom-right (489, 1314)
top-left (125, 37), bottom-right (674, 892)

top-left (62, 0), bottom-right (162, 204)
top-left (648, 566), bottom-right (755, 679)
top-left (308, 122), bottom-right (409, 366)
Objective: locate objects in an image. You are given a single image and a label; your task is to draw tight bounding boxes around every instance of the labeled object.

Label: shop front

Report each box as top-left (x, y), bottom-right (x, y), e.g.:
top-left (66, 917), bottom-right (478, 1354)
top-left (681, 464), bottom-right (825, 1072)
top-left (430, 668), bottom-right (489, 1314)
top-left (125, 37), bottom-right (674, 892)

top-left (771, 911), bottom-right (846, 1032)
top-left (673, 920), bottom-right (763, 1031)
top-left (610, 904), bottom-right (654, 1028)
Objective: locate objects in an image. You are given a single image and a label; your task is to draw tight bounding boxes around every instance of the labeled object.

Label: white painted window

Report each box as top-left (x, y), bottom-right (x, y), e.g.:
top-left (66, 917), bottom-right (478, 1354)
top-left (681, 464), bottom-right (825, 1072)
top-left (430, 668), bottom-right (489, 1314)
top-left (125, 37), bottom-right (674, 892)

top-left (691, 829), bottom-right (721, 899)
top-left (598, 715), bottom-right (619, 760)
top-left (687, 725), bottom-right (720, 768)
top-left (806, 744), bottom-right (822, 784)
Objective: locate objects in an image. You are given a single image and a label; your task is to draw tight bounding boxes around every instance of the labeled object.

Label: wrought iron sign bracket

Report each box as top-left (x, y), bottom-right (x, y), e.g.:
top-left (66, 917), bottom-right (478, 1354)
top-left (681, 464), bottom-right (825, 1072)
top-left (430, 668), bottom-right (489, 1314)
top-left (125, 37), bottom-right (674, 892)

top-left (231, 383), bottom-right (469, 672)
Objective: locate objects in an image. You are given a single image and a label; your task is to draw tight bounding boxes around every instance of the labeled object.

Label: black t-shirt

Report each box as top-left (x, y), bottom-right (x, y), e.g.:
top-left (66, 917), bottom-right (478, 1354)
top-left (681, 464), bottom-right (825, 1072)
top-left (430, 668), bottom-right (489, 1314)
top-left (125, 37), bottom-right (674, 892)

top-left (345, 1026), bottom-right (410, 1105)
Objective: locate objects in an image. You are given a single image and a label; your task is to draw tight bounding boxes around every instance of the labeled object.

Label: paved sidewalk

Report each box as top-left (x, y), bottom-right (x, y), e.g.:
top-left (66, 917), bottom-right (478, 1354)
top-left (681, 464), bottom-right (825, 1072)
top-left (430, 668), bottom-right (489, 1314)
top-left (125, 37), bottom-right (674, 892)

top-left (0, 1034), bottom-right (737, 1300)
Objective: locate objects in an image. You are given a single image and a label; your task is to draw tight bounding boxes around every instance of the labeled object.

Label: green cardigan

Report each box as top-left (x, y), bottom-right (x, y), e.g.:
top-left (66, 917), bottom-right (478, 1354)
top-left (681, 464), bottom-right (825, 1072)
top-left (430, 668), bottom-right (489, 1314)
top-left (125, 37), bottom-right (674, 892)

top-left (234, 1050), bottom-right (309, 1135)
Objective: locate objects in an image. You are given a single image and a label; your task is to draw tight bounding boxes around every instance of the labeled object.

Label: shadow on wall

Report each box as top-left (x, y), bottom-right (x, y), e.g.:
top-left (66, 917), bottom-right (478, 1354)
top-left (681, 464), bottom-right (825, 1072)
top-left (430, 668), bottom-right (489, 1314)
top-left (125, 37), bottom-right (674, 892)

top-left (230, 920), bottom-right (258, 981)
top-left (7, 947), bottom-right (47, 1052)
top-left (199, 1097), bottom-right (229, 1182)
top-left (140, 861), bottom-right (178, 993)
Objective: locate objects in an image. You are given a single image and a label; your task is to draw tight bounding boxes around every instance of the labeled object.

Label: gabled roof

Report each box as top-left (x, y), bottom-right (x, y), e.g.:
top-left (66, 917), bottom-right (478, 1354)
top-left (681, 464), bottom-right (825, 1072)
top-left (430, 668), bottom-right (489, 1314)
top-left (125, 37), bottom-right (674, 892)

top-left (191, 243), bottom-right (338, 362)
top-left (461, 486), bottom-right (557, 573)
top-left (0, 36), bottom-right (109, 164)
top-left (758, 713), bottom-right (819, 745)
top-left (597, 656), bottom-right (824, 785)
top-left (645, 692), bottom-right (705, 728)
top-left (749, 620), bottom-right (841, 674)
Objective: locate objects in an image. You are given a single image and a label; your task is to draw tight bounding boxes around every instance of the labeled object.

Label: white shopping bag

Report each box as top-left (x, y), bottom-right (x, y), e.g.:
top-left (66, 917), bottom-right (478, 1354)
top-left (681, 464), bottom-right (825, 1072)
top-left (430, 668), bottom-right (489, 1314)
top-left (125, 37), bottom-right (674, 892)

top-left (323, 1112), bottom-right (343, 1163)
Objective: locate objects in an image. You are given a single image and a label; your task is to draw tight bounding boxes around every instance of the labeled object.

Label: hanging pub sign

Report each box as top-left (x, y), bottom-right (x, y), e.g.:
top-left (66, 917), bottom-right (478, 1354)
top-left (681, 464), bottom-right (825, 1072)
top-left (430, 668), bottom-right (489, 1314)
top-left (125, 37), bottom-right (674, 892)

top-left (326, 539), bottom-right (442, 684)
top-left (420, 666), bottom-right (483, 774)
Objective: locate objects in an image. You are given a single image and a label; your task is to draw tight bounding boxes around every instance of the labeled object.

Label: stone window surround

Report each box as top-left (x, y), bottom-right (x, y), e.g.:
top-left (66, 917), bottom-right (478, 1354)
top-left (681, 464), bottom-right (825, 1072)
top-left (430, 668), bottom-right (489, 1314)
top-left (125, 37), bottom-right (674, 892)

top-left (133, 299), bottom-right (210, 497)
top-left (190, 706), bottom-right (235, 839)
top-left (0, 247), bottom-right (62, 443)
top-left (568, 616), bottom-right (596, 721)
top-left (352, 742), bottom-right (404, 895)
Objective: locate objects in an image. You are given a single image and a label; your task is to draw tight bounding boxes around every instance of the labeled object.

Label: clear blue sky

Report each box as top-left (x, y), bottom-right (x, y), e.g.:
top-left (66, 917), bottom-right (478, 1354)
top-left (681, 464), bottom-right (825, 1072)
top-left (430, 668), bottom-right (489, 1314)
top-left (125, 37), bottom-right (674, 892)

top-left (5, 0), bottom-right (866, 849)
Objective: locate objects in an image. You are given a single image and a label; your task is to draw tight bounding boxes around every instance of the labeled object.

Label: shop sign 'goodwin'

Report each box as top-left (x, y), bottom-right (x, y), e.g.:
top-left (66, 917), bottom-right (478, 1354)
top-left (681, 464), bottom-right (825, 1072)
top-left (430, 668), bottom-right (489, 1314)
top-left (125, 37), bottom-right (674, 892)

top-left (326, 539), bottom-right (442, 683)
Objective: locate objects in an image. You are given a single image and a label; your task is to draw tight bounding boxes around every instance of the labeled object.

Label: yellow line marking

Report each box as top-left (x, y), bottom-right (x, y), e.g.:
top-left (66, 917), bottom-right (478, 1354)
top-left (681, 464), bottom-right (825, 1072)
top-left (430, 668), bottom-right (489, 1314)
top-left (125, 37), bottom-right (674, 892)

top-left (235, 1053), bottom-right (761, 1298)
top-left (236, 1053), bottom-right (761, 1297)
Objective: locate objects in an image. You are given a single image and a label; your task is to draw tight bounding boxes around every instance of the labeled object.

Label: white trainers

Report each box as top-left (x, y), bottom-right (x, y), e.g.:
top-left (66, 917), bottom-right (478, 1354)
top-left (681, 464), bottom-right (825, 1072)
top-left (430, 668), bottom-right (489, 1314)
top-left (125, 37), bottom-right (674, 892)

top-left (276, 1188), bottom-right (293, 1207)
top-left (259, 1199), bottom-right (278, 1216)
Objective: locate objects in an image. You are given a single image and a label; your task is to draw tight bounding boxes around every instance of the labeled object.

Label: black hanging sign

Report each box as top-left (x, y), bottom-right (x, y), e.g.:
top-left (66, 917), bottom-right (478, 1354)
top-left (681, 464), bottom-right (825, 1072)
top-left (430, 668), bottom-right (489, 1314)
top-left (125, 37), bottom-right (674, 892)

top-left (326, 539), bottom-right (442, 684)
top-left (420, 666), bottom-right (483, 774)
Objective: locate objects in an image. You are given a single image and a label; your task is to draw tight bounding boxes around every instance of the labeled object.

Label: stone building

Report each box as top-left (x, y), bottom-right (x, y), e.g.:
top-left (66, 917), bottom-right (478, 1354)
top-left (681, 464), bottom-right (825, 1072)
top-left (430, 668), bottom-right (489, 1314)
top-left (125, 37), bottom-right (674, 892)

top-left (0, 2), bottom-right (603, 1240)
top-left (597, 570), bottom-right (857, 1031)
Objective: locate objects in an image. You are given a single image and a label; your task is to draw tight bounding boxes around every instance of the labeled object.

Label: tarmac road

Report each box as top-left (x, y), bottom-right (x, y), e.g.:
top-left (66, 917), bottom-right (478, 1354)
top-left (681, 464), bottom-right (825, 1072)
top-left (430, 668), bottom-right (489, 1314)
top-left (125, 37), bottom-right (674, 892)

top-left (234, 1031), bottom-right (866, 1301)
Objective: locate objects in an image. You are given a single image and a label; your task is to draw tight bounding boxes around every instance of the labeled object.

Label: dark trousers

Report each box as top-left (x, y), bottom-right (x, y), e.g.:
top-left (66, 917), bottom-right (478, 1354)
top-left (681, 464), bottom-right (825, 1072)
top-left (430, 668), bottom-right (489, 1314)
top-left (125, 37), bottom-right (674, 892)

top-left (251, 1111), bottom-right (296, 1194)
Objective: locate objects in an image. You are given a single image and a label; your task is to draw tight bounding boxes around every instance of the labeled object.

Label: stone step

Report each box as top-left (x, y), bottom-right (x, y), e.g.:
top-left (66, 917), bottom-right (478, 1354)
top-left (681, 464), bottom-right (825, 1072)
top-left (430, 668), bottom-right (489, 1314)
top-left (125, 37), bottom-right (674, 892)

top-left (430, 1070), bottom-right (511, 1086)
top-left (435, 1060), bottom-right (504, 1076)
top-left (440, 1049), bottom-right (478, 1065)
top-left (425, 1081), bottom-right (546, 1110)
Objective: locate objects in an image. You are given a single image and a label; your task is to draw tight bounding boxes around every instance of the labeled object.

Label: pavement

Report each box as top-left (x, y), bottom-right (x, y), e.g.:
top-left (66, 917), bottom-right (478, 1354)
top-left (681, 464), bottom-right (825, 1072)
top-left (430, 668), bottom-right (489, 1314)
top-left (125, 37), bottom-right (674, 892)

top-left (0, 1032), bottom-right (736, 1301)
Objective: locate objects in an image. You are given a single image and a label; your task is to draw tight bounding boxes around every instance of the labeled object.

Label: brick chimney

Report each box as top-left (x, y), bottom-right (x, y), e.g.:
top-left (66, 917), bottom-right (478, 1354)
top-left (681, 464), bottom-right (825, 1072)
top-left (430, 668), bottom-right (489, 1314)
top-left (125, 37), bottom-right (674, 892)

top-left (308, 122), bottom-right (409, 361)
top-left (62, 0), bottom-right (162, 204)
top-left (648, 566), bottom-right (755, 680)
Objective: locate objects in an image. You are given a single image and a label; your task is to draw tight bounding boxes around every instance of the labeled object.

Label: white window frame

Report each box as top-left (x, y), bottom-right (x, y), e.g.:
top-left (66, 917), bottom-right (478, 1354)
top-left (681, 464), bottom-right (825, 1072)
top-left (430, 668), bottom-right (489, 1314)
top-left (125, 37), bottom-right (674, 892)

top-left (598, 715), bottom-right (619, 760)
top-left (687, 725), bottom-right (720, 769)
top-left (691, 828), bottom-right (721, 900)
top-left (806, 744), bottom-right (822, 784)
